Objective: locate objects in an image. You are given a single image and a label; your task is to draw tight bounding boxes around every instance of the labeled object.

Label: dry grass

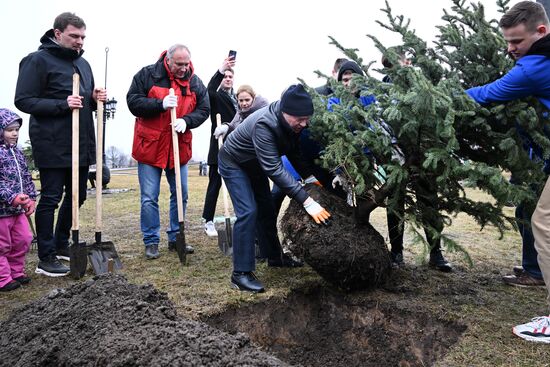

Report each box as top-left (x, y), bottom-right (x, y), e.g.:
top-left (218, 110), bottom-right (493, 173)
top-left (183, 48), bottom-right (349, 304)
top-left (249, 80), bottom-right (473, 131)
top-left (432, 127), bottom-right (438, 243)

top-left (1, 167), bottom-right (549, 366)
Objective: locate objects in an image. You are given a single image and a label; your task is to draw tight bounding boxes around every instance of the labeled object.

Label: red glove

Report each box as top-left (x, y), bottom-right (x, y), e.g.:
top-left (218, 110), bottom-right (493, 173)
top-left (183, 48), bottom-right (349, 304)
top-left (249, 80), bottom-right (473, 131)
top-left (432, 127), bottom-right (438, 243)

top-left (11, 194), bottom-right (29, 207)
top-left (24, 200), bottom-right (36, 217)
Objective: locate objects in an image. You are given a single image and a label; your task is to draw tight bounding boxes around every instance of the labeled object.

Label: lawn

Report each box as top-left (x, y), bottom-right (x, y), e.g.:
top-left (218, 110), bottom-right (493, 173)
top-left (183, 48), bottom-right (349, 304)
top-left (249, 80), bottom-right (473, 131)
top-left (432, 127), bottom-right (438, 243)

top-left (0, 166), bottom-right (548, 366)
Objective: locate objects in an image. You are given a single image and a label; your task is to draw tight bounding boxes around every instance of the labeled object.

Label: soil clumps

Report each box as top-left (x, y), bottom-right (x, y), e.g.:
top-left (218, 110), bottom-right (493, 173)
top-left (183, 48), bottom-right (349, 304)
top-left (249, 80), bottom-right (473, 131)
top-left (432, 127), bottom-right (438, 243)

top-left (0, 274), bottom-right (286, 367)
top-left (280, 185), bottom-right (391, 290)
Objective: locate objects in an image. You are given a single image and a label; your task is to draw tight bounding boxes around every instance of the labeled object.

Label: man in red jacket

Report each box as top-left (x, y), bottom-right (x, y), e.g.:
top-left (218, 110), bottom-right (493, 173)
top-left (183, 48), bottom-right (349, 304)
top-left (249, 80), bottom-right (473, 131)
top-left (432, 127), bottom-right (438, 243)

top-left (127, 44), bottom-right (210, 259)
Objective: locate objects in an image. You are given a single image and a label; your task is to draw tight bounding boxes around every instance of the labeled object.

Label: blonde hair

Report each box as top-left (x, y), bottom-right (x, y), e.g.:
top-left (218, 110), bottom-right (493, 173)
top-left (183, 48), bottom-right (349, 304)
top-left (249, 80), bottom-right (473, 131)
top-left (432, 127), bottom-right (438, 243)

top-left (236, 85), bottom-right (256, 99)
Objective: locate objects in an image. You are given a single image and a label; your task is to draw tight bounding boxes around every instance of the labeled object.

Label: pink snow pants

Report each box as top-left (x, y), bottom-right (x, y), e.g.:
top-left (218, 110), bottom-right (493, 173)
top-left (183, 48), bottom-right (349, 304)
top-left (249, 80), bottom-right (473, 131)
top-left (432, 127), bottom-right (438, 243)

top-left (0, 214), bottom-right (32, 287)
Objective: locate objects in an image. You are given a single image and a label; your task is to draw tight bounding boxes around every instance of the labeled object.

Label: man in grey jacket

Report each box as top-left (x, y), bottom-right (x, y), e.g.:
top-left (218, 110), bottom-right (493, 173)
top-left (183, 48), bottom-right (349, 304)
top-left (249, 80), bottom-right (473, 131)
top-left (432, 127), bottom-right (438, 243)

top-left (218, 84), bottom-right (330, 293)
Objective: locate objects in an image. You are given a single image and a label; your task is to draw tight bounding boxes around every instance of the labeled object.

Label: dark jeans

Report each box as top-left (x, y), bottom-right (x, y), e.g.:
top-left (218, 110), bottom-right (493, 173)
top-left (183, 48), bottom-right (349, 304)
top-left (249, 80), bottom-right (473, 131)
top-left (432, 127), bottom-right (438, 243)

top-left (202, 164), bottom-right (222, 222)
top-left (516, 203), bottom-right (543, 279)
top-left (219, 158), bottom-right (283, 272)
top-left (36, 167), bottom-right (88, 260)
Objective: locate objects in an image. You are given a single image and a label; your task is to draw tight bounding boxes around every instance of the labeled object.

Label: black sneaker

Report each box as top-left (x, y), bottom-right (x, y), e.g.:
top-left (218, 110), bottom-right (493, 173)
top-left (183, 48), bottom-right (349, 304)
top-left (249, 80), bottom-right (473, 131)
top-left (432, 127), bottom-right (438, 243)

top-left (267, 254), bottom-right (303, 268)
top-left (168, 242), bottom-right (194, 254)
top-left (231, 271), bottom-right (265, 293)
top-left (0, 280), bottom-right (21, 292)
top-left (429, 250), bottom-right (453, 272)
top-left (56, 247), bottom-right (70, 261)
top-left (13, 275), bottom-right (31, 285)
top-left (35, 256), bottom-right (70, 277)
top-left (145, 244), bottom-right (160, 260)
top-left (390, 251), bottom-right (404, 268)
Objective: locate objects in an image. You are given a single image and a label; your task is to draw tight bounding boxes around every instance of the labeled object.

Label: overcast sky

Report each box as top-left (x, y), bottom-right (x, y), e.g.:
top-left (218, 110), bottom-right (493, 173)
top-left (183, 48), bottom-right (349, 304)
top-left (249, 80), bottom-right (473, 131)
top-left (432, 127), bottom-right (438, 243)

top-left (1, 0), bottom-right (520, 161)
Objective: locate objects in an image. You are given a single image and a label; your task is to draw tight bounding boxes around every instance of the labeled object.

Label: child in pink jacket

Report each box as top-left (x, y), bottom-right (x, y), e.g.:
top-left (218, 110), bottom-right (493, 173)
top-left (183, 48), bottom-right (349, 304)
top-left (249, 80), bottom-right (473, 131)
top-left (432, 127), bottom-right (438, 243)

top-left (0, 108), bottom-right (36, 292)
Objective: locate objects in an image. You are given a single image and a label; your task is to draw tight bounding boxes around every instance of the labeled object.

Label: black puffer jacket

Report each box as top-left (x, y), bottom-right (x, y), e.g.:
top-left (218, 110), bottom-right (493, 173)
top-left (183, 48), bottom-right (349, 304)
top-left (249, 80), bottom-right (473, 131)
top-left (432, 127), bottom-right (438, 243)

top-left (219, 101), bottom-right (312, 204)
top-left (206, 70), bottom-right (236, 165)
top-left (15, 29), bottom-right (97, 168)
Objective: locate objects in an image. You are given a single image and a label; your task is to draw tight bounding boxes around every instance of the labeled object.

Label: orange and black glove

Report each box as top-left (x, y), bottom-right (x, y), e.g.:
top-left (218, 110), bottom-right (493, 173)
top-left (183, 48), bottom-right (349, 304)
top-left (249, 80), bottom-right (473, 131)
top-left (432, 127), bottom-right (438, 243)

top-left (303, 197), bottom-right (331, 225)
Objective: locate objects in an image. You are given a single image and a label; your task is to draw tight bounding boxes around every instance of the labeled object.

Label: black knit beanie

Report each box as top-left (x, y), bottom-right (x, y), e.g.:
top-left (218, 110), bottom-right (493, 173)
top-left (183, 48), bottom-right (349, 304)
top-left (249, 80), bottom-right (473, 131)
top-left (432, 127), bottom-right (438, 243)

top-left (280, 84), bottom-right (314, 116)
top-left (337, 61), bottom-right (364, 81)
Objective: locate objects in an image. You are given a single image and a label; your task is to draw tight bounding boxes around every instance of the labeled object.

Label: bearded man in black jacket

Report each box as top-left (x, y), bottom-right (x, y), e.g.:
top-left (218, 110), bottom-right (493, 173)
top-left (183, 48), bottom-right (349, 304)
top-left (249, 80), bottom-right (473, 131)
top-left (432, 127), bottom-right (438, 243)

top-left (15, 12), bottom-right (107, 277)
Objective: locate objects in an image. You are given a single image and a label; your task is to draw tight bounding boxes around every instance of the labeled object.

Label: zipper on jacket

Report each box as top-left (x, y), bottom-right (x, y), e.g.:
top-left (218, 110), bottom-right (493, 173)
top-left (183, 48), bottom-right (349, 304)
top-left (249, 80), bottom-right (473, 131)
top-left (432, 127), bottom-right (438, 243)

top-left (9, 146), bottom-right (24, 193)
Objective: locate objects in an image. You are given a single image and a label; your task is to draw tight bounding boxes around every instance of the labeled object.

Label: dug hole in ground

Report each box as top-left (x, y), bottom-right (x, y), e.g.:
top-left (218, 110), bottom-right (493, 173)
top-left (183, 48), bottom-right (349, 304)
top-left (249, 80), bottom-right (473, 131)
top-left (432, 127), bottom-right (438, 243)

top-left (0, 185), bottom-right (467, 367)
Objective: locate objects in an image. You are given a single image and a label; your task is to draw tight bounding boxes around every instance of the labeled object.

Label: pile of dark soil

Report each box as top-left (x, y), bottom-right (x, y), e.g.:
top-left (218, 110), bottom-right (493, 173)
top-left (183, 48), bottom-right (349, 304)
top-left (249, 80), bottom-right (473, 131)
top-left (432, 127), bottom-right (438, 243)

top-left (207, 286), bottom-right (466, 367)
top-left (0, 275), bottom-right (286, 367)
top-left (280, 185), bottom-right (391, 291)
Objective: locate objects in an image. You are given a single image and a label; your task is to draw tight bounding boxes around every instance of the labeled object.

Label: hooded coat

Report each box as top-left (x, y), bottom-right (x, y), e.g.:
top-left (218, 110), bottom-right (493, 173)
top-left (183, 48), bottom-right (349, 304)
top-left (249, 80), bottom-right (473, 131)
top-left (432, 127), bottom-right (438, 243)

top-left (0, 110), bottom-right (37, 218)
top-left (127, 51), bottom-right (210, 169)
top-left (15, 29), bottom-right (97, 169)
top-left (337, 60), bottom-right (365, 81)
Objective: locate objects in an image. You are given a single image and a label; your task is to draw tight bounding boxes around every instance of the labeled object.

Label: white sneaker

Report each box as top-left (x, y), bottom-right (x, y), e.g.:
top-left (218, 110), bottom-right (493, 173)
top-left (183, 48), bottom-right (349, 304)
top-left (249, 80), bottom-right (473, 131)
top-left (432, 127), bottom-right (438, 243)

top-left (513, 316), bottom-right (550, 343)
top-left (204, 221), bottom-right (218, 237)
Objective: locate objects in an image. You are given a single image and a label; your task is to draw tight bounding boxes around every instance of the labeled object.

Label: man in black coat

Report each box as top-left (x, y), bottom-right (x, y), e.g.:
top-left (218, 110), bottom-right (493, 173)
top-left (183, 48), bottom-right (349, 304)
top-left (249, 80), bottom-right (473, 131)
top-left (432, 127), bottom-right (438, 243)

top-left (202, 55), bottom-right (237, 237)
top-left (15, 12), bottom-right (106, 277)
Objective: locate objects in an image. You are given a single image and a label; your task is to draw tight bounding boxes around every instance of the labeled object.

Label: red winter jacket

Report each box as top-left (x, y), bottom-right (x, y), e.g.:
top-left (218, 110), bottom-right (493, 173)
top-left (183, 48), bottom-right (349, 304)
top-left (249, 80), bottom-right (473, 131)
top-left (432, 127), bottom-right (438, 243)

top-left (127, 51), bottom-right (210, 169)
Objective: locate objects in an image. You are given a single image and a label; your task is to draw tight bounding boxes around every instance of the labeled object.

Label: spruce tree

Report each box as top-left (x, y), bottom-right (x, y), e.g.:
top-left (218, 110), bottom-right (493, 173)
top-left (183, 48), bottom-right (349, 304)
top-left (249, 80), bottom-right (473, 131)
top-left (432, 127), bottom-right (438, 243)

top-left (307, 0), bottom-right (550, 260)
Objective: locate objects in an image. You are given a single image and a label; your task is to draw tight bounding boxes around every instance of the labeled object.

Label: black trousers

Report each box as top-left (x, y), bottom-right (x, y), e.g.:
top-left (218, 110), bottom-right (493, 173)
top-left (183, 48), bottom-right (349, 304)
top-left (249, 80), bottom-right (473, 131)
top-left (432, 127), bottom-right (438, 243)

top-left (202, 164), bottom-right (222, 222)
top-left (36, 167), bottom-right (88, 260)
top-left (386, 177), bottom-right (442, 254)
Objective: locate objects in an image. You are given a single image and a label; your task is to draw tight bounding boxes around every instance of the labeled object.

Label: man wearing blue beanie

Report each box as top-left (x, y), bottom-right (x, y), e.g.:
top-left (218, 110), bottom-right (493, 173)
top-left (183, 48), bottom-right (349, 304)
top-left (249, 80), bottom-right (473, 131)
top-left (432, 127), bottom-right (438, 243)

top-left (219, 84), bottom-right (331, 293)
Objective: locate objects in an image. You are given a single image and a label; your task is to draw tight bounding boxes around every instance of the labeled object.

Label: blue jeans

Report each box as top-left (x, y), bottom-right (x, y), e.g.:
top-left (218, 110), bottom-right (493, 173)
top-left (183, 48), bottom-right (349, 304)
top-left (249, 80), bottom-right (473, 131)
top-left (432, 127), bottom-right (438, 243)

top-left (138, 162), bottom-right (188, 246)
top-left (516, 203), bottom-right (543, 279)
top-left (219, 157), bottom-right (282, 272)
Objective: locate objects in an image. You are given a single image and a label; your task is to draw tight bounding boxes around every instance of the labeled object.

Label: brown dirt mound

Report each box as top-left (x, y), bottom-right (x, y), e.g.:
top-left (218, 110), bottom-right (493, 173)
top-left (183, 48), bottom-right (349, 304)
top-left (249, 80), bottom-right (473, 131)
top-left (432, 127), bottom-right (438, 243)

top-left (0, 274), bottom-right (287, 367)
top-left (206, 286), bottom-right (466, 367)
top-left (280, 185), bottom-right (391, 291)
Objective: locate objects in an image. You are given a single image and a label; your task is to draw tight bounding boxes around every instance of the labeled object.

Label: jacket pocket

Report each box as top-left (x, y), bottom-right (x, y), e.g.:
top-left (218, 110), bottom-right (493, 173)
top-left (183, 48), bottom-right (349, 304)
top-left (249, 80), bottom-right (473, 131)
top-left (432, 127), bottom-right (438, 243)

top-left (178, 130), bottom-right (193, 164)
top-left (132, 123), bottom-right (162, 164)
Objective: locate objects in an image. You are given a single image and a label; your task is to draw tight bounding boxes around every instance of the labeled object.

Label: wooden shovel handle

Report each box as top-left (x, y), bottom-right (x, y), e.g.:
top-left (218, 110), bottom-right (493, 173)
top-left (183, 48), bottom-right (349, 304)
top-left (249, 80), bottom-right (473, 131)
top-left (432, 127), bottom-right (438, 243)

top-left (96, 98), bottom-right (104, 232)
top-left (72, 73), bottom-right (80, 232)
top-left (170, 89), bottom-right (184, 222)
top-left (216, 114), bottom-right (231, 218)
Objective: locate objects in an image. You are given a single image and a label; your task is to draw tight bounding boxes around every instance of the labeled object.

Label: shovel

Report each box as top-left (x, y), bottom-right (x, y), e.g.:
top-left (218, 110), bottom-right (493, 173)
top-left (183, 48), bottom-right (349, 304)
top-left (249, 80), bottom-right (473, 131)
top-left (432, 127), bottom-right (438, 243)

top-left (87, 98), bottom-right (123, 275)
top-left (216, 114), bottom-right (233, 256)
top-left (69, 73), bottom-right (88, 279)
top-left (169, 88), bottom-right (187, 265)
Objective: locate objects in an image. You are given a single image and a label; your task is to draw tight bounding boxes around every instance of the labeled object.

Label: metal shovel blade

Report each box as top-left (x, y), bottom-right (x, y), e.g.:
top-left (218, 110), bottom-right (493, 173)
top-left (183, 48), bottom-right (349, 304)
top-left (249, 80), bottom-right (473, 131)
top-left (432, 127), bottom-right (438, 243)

top-left (69, 240), bottom-right (88, 279)
top-left (88, 239), bottom-right (123, 275)
top-left (175, 223), bottom-right (187, 265)
top-left (217, 217), bottom-right (233, 256)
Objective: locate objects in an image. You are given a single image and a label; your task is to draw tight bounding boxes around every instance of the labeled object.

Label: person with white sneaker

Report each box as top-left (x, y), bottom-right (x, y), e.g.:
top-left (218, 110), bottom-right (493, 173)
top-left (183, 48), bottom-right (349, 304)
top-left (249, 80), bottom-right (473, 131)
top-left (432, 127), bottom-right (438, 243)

top-left (466, 1), bottom-right (550, 343)
top-left (202, 54), bottom-right (238, 238)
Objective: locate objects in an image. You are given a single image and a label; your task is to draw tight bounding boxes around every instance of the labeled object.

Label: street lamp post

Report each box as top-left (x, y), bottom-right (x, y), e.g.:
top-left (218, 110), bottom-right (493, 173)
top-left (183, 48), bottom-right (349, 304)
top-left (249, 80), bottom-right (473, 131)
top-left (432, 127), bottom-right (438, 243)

top-left (99, 47), bottom-right (117, 188)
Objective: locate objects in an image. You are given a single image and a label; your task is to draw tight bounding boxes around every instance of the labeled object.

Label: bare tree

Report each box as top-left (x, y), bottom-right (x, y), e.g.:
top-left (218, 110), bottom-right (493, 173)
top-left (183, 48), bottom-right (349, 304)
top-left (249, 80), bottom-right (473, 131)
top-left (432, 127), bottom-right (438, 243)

top-left (127, 157), bottom-right (138, 167)
top-left (105, 146), bottom-right (124, 168)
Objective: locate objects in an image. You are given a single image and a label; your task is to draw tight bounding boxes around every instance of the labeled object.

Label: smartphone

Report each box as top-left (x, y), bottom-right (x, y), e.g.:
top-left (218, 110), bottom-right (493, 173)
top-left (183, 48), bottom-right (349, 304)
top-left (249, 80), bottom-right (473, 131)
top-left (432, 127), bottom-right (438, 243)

top-left (228, 50), bottom-right (237, 60)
